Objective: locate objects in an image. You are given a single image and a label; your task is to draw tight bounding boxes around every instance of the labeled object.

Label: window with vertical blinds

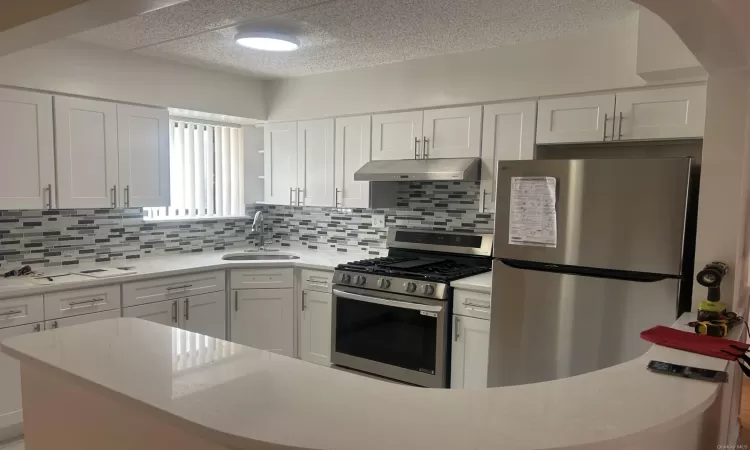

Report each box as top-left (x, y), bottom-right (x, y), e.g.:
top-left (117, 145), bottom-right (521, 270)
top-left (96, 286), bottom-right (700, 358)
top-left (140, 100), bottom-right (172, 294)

top-left (144, 120), bottom-right (244, 220)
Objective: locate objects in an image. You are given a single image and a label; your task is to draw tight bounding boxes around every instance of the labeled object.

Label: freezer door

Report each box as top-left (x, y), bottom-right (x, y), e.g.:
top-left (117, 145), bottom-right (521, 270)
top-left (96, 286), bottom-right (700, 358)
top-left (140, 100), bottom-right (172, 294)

top-left (493, 158), bottom-right (691, 275)
top-left (487, 260), bottom-right (680, 387)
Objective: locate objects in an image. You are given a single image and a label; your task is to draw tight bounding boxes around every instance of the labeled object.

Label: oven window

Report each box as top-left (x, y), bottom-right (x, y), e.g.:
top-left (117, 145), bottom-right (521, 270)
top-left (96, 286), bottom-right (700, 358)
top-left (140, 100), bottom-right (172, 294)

top-left (335, 297), bottom-right (437, 374)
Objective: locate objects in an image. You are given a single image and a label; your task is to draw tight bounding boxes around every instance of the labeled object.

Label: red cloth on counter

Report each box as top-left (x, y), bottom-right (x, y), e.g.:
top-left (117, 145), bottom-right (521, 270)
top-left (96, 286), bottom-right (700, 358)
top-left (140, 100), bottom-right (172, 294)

top-left (640, 325), bottom-right (749, 360)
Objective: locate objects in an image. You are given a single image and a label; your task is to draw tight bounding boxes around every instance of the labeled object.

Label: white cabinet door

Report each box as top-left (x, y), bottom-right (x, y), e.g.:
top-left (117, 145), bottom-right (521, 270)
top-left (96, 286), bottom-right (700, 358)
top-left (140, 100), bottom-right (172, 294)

top-left (450, 316), bottom-right (490, 389)
top-left (181, 291), bottom-right (226, 340)
top-left (123, 299), bottom-right (178, 328)
top-left (117, 104), bottom-right (170, 207)
top-left (264, 122), bottom-right (298, 205)
top-left (0, 322), bottom-right (42, 431)
top-left (371, 111), bottom-right (423, 161)
top-left (423, 106), bottom-right (482, 159)
top-left (45, 309), bottom-right (121, 330)
top-left (54, 96), bottom-right (119, 209)
top-left (297, 119), bottom-right (335, 207)
top-left (480, 101), bottom-right (537, 213)
top-left (231, 289), bottom-right (294, 357)
top-left (300, 290), bottom-right (332, 366)
top-left (614, 85), bottom-right (707, 140)
top-left (536, 94), bottom-right (616, 144)
top-left (335, 116), bottom-right (371, 209)
top-left (0, 88), bottom-right (54, 209)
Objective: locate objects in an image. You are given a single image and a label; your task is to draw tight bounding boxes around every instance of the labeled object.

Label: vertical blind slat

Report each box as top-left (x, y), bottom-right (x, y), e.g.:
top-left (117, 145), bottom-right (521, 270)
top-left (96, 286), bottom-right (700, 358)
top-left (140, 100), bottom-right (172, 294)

top-left (195, 125), bottom-right (206, 216)
top-left (221, 127), bottom-right (231, 216)
top-left (205, 127), bottom-right (215, 218)
top-left (230, 127), bottom-right (240, 216)
top-left (214, 128), bottom-right (224, 217)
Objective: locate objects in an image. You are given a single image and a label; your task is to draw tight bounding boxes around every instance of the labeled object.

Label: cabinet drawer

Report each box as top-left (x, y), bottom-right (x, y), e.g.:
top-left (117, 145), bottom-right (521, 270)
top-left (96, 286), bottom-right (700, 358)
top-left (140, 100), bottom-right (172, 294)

top-left (122, 271), bottom-right (225, 307)
top-left (301, 270), bottom-right (333, 293)
top-left (453, 290), bottom-right (491, 320)
top-left (0, 296), bottom-right (44, 329)
top-left (231, 268), bottom-right (293, 290)
top-left (45, 309), bottom-right (121, 330)
top-left (44, 285), bottom-right (121, 320)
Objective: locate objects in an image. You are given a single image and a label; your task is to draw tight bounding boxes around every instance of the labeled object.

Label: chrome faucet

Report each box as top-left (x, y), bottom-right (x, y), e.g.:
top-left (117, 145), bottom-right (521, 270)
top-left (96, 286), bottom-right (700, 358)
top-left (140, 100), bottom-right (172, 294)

top-left (252, 211), bottom-right (265, 250)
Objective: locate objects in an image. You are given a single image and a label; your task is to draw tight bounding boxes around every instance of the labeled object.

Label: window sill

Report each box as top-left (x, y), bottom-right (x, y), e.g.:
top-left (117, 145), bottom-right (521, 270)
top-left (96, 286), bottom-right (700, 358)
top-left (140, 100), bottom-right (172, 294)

top-left (142, 215), bottom-right (251, 224)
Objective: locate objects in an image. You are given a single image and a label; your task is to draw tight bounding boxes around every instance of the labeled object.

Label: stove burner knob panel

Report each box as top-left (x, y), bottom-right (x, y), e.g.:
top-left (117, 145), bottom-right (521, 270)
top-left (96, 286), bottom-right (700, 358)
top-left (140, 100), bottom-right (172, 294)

top-left (377, 278), bottom-right (391, 289)
top-left (420, 284), bottom-right (435, 296)
top-left (404, 282), bottom-right (417, 293)
top-left (338, 273), bottom-right (352, 284)
top-left (355, 275), bottom-right (367, 286)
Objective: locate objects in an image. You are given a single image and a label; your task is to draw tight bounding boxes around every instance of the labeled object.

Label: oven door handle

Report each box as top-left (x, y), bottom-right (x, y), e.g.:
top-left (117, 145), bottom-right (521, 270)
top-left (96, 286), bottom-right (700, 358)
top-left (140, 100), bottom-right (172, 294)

top-left (333, 289), bottom-right (443, 313)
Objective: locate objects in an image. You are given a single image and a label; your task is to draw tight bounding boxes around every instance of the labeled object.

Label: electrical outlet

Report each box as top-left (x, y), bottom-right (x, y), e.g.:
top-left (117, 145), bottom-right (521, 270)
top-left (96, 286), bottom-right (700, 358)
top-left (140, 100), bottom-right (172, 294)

top-left (372, 214), bottom-right (386, 229)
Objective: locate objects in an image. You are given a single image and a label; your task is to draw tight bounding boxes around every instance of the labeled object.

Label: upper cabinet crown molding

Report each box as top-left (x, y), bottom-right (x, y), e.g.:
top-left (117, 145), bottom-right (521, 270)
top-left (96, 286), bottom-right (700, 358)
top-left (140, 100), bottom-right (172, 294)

top-left (54, 96), bottom-right (119, 209)
top-left (0, 88), bottom-right (55, 210)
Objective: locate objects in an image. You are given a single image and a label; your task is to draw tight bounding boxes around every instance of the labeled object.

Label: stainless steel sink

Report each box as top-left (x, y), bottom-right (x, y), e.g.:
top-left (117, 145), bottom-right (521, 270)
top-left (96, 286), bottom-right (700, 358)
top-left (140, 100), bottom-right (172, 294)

top-left (222, 253), bottom-right (300, 261)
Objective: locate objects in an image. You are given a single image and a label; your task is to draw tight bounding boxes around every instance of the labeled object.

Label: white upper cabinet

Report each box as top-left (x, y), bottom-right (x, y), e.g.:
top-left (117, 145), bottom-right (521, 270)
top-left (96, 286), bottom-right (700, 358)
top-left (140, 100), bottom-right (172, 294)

top-left (450, 315), bottom-right (490, 389)
top-left (0, 88), bottom-right (55, 210)
top-left (264, 122), bottom-right (298, 205)
top-left (423, 106), bottom-right (482, 159)
top-left (614, 85), bottom-right (706, 140)
top-left (536, 94), bottom-right (616, 144)
top-left (300, 289), bottom-right (333, 366)
top-left (54, 96), bottom-right (119, 209)
top-left (480, 101), bottom-right (537, 213)
top-left (335, 116), bottom-right (371, 209)
top-left (372, 111), bottom-right (423, 161)
top-left (181, 291), bottom-right (226, 340)
top-left (117, 104), bottom-right (170, 208)
top-left (297, 119), bottom-right (335, 207)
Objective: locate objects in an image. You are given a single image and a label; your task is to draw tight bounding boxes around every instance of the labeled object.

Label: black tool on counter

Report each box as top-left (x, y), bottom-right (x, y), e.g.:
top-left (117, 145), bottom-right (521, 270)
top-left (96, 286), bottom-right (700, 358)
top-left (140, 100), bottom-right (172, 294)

top-left (3, 265), bottom-right (32, 278)
top-left (647, 360), bottom-right (728, 383)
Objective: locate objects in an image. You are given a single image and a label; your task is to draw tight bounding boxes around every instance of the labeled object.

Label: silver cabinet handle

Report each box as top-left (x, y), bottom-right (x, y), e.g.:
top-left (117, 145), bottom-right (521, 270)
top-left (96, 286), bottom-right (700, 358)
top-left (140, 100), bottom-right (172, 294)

top-left (166, 284), bottom-right (192, 291)
top-left (69, 298), bottom-right (102, 307)
top-left (335, 188), bottom-right (341, 208)
top-left (302, 291), bottom-right (307, 311)
top-left (172, 301), bottom-right (177, 324)
top-left (333, 289), bottom-right (442, 313)
top-left (289, 187), bottom-right (294, 206)
top-left (124, 185), bottom-right (130, 207)
top-left (184, 298), bottom-right (189, 321)
top-left (33, 323), bottom-right (41, 332)
top-left (0, 310), bottom-right (22, 317)
top-left (618, 111), bottom-right (624, 140)
top-left (297, 188), bottom-right (304, 206)
top-left (44, 184), bottom-right (52, 209)
top-left (414, 137), bottom-right (420, 159)
top-left (423, 136), bottom-right (429, 159)
top-left (111, 185), bottom-right (117, 207)
top-left (51, 321), bottom-right (58, 329)
top-left (481, 189), bottom-right (489, 213)
top-left (463, 301), bottom-right (491, 308)
top-left (602, 113), bottom-right (609, 142)
top-left (454, 316), bottom-right (461, 342)
top-left (234, 291), bottom-right (239, 312)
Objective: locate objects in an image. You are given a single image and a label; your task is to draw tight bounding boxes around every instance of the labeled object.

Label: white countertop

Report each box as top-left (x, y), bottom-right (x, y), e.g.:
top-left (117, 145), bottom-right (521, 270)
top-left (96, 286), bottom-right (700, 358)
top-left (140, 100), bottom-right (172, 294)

top-left (1, 314), bottom-right (738, 450)
top-left (0, 245), bottom-right (374, 300)
top-left (450, 270), bottom-right (492, 293)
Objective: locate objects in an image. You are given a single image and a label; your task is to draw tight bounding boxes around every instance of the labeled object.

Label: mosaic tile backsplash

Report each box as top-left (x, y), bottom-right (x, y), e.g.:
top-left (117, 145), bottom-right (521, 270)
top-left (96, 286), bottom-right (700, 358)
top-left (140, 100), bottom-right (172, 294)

top-left (249, 181), bottom-right (495, 255)
top-left (0, 209), bottom-right (257, 271)
top-left (0, 182), bottom-right (494, 271)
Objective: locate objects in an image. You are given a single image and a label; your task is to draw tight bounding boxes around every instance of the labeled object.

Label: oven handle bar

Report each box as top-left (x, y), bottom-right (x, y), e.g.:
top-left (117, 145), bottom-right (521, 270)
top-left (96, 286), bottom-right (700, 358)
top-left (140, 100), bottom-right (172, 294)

top-left (333, 289), bottom-right (443, 313)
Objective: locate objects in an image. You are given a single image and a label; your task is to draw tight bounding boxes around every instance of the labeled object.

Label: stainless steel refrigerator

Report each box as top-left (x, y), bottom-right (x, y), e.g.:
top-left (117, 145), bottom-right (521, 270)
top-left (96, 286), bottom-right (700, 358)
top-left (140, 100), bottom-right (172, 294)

top-left (487, 157), bottom-right (695, 387)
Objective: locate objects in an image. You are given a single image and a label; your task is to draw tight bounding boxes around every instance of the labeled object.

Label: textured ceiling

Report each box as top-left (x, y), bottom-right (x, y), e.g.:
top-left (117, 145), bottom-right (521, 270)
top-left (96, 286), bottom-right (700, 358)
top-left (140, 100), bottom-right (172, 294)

top-left (71, 0), bottom-right (637, 79)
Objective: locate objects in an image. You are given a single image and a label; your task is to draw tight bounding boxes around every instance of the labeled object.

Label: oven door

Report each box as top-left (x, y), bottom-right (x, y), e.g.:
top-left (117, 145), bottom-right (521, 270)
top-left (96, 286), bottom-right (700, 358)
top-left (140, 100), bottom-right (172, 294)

top-left (331, 286), bottom-right (448, 388)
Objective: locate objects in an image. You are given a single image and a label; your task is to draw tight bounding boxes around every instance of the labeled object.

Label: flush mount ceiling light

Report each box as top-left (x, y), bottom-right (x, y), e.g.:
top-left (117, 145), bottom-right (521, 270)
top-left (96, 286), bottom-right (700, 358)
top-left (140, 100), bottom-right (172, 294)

top-left (234, 31), bottom-right (300, 52)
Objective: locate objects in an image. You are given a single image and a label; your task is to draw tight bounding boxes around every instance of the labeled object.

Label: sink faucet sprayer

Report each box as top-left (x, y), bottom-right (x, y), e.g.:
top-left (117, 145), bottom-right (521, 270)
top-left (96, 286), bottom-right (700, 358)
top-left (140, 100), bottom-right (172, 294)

top-left (252, 211), bottom-right (265, 250)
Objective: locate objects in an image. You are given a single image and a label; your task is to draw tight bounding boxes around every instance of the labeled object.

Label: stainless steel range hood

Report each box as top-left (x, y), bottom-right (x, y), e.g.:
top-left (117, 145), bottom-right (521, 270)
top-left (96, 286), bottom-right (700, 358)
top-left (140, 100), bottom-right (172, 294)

top-left (353, 158), bottom-right (481, 182)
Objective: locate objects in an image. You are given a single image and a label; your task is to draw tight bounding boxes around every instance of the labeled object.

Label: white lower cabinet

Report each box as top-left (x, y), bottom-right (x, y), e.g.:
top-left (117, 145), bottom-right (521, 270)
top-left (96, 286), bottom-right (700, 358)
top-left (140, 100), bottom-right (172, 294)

top-left (0, 322), bottom-right (42, 437)
top-left (300, 289), bottom-right (332, 366)
top-left (44, 309), bottom-right (121, 330)
top-left (450, 315), bottom-right (490, 389)
top-left (180, 291), bottom-right (226, 340)
top-left (123, 299), bottom-right (177, 327)
top-left (231, 288), bottom-right (294, 357)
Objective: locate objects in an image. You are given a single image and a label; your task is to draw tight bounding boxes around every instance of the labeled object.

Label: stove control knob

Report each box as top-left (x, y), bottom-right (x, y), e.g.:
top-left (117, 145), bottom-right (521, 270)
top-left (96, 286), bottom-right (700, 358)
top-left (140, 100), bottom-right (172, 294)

top-left (420, 284), bottom-right (435, 296)
top-left (404, 282), bottom-right (417, 293)
top-left (377, 278), bottom-right (391, 289)
top-left (338, 273), bottom-right (351, 284)
top-left (355, 275), bottom-right (367, 286)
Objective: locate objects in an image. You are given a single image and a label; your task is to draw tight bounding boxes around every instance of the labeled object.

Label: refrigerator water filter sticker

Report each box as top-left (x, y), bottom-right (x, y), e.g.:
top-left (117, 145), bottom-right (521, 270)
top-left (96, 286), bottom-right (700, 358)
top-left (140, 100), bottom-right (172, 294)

top-left (509, 177), bottom-right (558, 248)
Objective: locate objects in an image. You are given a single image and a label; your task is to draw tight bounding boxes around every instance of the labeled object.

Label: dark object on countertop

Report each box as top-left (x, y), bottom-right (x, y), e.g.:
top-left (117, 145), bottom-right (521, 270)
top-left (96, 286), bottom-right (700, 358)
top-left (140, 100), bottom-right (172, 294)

top-left (4, 265), bottom-right (32, 278)
top-left (647, 360), bottom-right (728, 383)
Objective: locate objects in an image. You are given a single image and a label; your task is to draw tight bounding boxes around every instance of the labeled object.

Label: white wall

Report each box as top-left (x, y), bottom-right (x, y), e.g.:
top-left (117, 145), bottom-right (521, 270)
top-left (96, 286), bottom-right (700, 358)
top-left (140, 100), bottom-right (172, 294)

top-left (636, 7), bottom-right (706, 81)
top-left (266, 16), bottom-right (651, 121)
top-left (0, 39), bottom-right (267, 119)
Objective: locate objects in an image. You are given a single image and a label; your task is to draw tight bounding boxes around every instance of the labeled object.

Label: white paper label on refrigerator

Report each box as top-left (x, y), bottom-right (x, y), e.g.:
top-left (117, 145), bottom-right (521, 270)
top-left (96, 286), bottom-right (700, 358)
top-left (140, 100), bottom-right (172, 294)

top-left (509, 177), bottom-right (557, 248)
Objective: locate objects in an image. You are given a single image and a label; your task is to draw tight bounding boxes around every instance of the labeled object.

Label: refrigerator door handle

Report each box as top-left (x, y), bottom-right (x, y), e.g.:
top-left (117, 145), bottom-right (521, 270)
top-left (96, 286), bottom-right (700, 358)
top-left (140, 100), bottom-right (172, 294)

top-left (498, 259), bottom-right (679, 283)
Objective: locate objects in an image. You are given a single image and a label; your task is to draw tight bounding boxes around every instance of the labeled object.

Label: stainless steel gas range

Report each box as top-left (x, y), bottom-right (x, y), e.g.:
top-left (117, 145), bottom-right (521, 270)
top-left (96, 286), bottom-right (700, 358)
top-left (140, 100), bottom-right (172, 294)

top-left (331, 229), bottom-right (493, 388)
